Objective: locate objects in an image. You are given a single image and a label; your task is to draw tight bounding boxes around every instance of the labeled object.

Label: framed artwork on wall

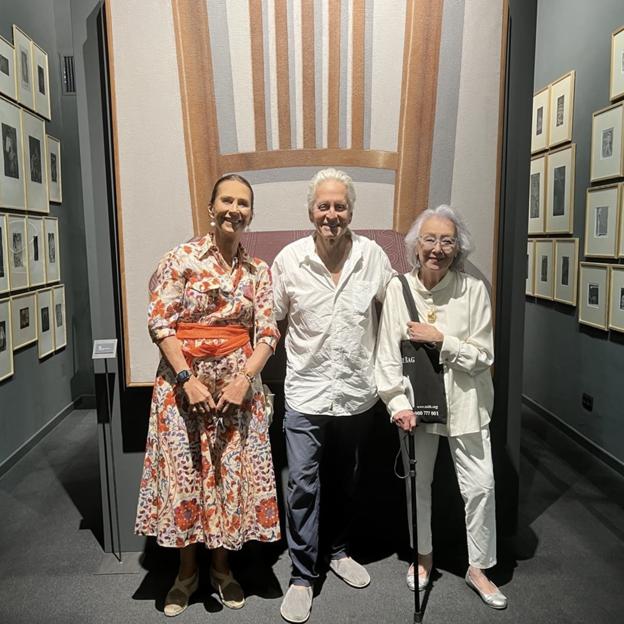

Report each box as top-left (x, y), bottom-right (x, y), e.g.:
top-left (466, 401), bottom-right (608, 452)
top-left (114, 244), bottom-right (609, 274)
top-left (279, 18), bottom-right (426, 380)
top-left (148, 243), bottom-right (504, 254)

top-left (526, 239), bottom-right (536, 296)
top-left (10, 291), bottom-right (36, 349)
top-left (584, 184), bottom-right (621, 258)
top-left (44, 217), bottom-right (60, 283)
top-left (26, 216), bottom-right (45, 287)
top-left (12, 26), bottom-right (34, 110)
top-left (590, 102), bottom-right (624, 182)
top-left (46, 136), bottom-right (62, 203)
top-left (0, 214), bottom-right (9, 294)
top-left (52, 284), bottom-right (66, 350)
top-left (531, 86), bottom-right (550, 154)
top-left (548, 71), bottom-right (575, 148)
top-left (528, 155), bottom-right (546, 234)
top-left (0, 36), bottom-right (17, 101)
top-left (553, 238), bottom-right (579, 306)
top-left (21, 109), bottom-right (48, 214)
top-left (579, 263), bottom-right (609, 330)
top-left (7, 214), bottom-right (27, 290)
top-left (609, 266), bottom-right (624, 332)
top-left (533, 239), bottom-right (554, 300)
top-left (31, 42), bottom-right (50, 120)
top-left (610, 25), bottom-right (624, 102)
top-left (545, 145), bottom-right (575, 234)
top-left (0, 297), bottom-right (13, 381)
top-left (36, 288), bottom-right (53, 358)
top-left (0, 95), bottom-right (26, 210)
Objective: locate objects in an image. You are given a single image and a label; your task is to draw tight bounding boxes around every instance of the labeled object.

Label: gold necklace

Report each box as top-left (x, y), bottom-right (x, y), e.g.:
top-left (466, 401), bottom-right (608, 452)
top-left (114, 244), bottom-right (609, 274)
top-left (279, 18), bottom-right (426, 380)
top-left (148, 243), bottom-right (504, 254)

top-left (427, 308), bottom-right (437, 323)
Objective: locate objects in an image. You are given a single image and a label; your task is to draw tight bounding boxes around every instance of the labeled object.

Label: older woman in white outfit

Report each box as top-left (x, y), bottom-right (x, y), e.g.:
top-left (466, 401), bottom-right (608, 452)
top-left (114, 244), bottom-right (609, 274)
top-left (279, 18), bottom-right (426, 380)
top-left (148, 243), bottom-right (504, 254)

top-left (375, 205), bottom-right (507, 610)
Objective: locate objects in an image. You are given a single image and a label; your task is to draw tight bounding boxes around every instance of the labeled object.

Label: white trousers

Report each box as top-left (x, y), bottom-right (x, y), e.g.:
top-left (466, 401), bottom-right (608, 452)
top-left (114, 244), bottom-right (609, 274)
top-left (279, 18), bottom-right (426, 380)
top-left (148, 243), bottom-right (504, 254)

top-left (400, 426), bottom-right (497, 569)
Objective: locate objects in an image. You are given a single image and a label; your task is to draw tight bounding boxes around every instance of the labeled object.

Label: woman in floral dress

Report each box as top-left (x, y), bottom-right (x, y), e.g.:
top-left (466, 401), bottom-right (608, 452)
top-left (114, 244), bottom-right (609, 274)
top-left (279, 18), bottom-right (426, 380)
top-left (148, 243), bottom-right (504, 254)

top-left (135, 174), bottom-right (281, 616)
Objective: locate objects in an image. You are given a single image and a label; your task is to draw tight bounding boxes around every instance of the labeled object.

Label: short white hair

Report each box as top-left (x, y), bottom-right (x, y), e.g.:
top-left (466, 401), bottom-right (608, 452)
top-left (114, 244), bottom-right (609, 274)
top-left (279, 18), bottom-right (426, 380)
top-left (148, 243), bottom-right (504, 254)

top-left (404, 205), bottom-right (474, 270)
top-left (307, 168), bottom-right (356, 212)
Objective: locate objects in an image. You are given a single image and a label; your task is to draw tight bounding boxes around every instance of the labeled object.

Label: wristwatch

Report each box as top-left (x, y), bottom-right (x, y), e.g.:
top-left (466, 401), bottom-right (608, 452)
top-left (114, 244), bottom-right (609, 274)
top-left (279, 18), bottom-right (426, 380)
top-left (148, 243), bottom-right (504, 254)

top-left (175, 369), bottom-right (193, 385)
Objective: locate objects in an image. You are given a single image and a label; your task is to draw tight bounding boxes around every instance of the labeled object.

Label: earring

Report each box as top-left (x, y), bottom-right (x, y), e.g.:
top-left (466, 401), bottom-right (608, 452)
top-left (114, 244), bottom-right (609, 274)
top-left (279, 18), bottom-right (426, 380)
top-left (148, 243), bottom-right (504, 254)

top-left (210, 220), bottom-right (216, 227)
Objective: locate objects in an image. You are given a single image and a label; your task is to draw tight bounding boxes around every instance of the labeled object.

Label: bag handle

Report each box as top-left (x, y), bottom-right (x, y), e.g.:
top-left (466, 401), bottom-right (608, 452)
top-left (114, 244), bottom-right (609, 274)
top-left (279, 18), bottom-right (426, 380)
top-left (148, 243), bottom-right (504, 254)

top-left (397, 275), bottom-right (420, 322)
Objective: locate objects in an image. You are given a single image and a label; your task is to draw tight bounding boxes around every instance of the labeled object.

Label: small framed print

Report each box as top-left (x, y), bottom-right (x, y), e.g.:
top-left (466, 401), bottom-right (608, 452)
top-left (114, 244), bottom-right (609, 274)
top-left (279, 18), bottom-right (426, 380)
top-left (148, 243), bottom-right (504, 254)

top-left (590, 103), bottom-right (624, 182)
top-left (0, 36), bottom-right (17, 101)
top-left (609, 266), bottom-right (624, 332)
top-left (21, 109), bottom-right (48, 214)
top-left (0, 214), bottom-right (9, 294)
top-left (0, 95), bottom-right (26, 209)
top-left (10, 291), bottom-right (36, 349)
top-left (12, 26), bottom-right (34, 110)
top-left (584, 184), bottom-right (621, 258)
top-left (553, 238), bottom-right (579, 306)
top-left (549, 71), bottom-right (575, 148)
top-left (44, 217), bottom-right (60, 283)
top-left (579, 263), bottom-right (609, 330)
top-left (0, 297), bottom-right (13, 381)
top-left (610, 25), bottom-right (624, 102)
top-left (26, 216), bottom-right (45, 287)
top-left (52, 285), bottom-right (66, 350)
top-left (531, 86), bottom-right (550, 154)
top-left (534, 239), bottom-right (554, 300)
top-left (36, 288), bottom-right (53, 358)
top-left (526, 239), bottom-right (536, 296)
top-left (545, 145), bottom-right (575, 234)
top-left (31, 42), bottom-right (50, 120)
top-left (528, 155), bottom-right (547, 234)
top-left (7, 215), bottom-right (28, 290)
top-left (46, 136), bottom-right (62, 203)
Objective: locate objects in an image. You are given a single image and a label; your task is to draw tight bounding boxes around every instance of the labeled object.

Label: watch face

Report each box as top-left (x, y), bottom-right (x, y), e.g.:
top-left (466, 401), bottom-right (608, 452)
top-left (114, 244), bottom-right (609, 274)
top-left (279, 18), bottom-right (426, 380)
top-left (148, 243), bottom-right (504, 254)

top-left (176, 370), bottom-right (191, 383)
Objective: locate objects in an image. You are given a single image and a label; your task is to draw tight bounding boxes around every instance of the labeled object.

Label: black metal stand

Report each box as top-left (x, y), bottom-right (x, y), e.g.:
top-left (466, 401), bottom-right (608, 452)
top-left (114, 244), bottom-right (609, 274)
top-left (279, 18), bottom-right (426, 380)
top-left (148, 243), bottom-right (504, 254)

top-left (408, 432), bottom-right (423, 623)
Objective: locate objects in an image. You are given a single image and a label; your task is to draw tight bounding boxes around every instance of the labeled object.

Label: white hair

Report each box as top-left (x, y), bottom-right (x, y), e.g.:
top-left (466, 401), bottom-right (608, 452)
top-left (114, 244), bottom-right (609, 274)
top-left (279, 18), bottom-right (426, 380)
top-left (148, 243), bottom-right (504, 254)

top-left (404, 205), bottom-right (474, 270)
top-left (307, 168), bottom-right (356, 212)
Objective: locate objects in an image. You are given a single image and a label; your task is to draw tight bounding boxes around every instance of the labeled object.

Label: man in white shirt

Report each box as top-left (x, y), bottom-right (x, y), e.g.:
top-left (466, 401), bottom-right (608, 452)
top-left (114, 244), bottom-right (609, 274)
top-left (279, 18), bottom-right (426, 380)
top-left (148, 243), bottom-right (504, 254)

top-left (272, 168), bottom-right (394, 623)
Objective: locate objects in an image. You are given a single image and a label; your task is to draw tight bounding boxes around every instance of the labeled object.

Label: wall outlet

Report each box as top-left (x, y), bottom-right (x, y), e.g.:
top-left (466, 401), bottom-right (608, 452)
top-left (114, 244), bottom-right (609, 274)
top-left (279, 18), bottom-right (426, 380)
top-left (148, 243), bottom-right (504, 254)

top-left (582, 393), bottom-right (593, 411)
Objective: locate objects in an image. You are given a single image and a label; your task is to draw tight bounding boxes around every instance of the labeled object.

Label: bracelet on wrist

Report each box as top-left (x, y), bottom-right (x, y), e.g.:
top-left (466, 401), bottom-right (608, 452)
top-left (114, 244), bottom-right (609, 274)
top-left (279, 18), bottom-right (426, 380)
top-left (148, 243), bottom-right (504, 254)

top-left (239, 370), bottom-right (254, 385)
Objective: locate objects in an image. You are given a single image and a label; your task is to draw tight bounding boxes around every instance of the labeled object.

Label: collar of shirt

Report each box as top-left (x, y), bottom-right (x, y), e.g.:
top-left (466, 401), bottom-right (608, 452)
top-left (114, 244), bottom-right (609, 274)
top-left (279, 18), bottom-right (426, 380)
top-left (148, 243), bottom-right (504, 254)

top-left (412, 268), bottom-right (455, 295)
top-left (196, 232), bottom-right (255, 269)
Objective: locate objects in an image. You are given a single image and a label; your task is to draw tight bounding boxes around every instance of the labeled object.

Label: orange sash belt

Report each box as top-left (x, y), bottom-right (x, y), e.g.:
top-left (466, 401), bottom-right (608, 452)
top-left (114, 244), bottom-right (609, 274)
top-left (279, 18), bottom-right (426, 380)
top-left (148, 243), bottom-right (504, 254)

top-left (176, 323), bottom-right (250, 358)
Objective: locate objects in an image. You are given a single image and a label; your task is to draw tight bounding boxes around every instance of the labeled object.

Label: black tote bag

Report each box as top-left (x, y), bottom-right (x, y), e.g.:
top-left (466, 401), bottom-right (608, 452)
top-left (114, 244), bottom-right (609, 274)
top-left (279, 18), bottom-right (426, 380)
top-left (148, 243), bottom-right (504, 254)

top-left (397, 275), bottom-right (448, 425)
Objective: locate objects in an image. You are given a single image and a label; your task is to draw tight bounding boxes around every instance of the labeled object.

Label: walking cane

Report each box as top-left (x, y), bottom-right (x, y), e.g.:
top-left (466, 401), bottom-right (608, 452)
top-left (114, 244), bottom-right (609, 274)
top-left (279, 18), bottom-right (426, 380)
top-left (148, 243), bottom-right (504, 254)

top-left (408, 430), bottom-right (423, 623)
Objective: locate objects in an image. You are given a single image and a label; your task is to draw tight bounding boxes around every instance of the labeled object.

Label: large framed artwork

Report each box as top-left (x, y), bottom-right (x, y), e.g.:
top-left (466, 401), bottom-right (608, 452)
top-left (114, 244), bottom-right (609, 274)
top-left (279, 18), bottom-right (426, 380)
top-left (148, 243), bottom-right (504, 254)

top-left (31, 42), bottom-right (50, 120)
top-left (610, 25), bottom-right (624, 103)
top-left (528, 155), bottom-right (546, 234)
top-left (609, 266), bottom-right (624, 332)
top-left (10, 291), bottom-right (36, 349)
top-left (590, 102), bottom-right (624, 182)
top-left (52, 284), bottom-right (66, 350)
top-left (44, 217), bottom-right (60, 283)
top-left (0, 297), bottom-right (13, 381)
top-left (46, 136), bottom-right (62, 203)
top-left (584, 184), bottom-right (621, 258)
top-left (534, 239), bottom-right (554, 300)
top-left (553, 238), bottom-right (579, 306)
top-left (37, 287), bottom-right (53, 358)
top-left (7, 214), bottom-right (27, 290)
top-left (548, 71), bottom-right (575, 148)
top-left (579, 263), bottom-right (609, 330)
top-left (0, 214), bottom-right (9, 294)
top-left (531, 86), bottom-right (550, 154)
top-left (545, 145), bottom-right (575, 234)
top-left (0, 95), bottom-right (26, 210)
top-left (12, 26), bottom-right (34, 111)
top-left (26, 216), bottom-right (45, 287)
top-left (0, 36), bottom-right (17, 101)
top-left (21, 109), bottom-right (48, 213)
top-left (526, 239), bottom-right (535, 296)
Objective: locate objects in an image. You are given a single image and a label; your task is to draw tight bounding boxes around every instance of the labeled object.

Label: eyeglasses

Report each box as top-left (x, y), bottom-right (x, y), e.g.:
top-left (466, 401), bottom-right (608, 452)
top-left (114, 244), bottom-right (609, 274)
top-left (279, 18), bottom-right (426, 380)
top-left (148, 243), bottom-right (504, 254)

top-left (418, 235), bottom-right (457, 252)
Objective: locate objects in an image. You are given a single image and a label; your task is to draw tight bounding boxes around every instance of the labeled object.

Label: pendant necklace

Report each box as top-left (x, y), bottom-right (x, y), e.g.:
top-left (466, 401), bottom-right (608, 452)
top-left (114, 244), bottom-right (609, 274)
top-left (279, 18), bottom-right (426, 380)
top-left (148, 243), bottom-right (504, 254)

top-left (427, 308), bottom-right (437, 323)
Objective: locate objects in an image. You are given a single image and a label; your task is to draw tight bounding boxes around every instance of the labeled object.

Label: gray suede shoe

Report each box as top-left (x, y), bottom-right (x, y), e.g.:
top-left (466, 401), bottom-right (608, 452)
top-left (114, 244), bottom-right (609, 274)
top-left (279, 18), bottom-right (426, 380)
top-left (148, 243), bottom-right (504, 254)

top-left (329, 557), bottom-right (370, 588)
top-left (280, 585), bottom-right (313, 623)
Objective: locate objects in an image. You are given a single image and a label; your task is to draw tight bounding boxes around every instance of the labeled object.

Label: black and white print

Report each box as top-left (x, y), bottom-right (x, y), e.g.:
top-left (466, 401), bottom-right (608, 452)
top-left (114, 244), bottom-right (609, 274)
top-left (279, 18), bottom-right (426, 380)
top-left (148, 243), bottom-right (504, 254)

top-left (55, 302), bottom-right (62, 327)
top-left (536, 106), bottom-right (543, 136)
top-left (12, 232), bottom-right (23, 267)
top-left (530, 173), bottom-right (540, 218)
top-left (37, 64), bottom-right (45, 95)
top-left (0, 320), bottom-right (6, 352)
top-left (19, 306), bottom-right (29, 329)
top-left (588, 283), bottom-right (599, 307)
top-left (50, 152), bottom-right (57, 183)
top-left (41, 305), bottom-right (49, 333)
top-left (561, 256), bottom-right (569, 286)
top-left (0, 53), bottom-right (9, 77)
top-left (556, 95), bottom-right (565, 127)
top-left (601, 127), bottom-right (614, 159)
top-left (541, 255), bottom-right (548, 283)
top-left (29, 136), bottom-right (42, 183)
top-left (553, 165), bottom-right (566, 216)
top-left (2, 123), bottom-right (19, 179)
top-left (48, 232), bottom-right (56, 263)
top-left (594, 206), bottom-right (608, 238)
top-left (19, 47), bottom-right (29, 86)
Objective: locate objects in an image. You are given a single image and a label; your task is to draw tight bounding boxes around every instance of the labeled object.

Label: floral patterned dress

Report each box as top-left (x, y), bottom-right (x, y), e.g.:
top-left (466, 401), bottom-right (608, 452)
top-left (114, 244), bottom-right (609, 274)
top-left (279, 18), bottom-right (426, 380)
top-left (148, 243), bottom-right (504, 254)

top-left (134, 234), bottom-right (281, 549)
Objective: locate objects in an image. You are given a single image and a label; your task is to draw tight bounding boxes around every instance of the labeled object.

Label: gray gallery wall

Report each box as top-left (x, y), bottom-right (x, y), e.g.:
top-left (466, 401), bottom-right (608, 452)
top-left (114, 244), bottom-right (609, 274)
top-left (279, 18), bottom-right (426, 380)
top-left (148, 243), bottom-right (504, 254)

top-left (0, 0), bottom-right (94, 472)
top-left (524, 0), bottom-right (624, 465)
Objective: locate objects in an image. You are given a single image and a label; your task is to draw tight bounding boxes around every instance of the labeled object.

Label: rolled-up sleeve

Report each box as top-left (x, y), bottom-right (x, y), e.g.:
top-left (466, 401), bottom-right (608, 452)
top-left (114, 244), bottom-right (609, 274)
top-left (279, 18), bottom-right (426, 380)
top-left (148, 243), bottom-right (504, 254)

top-left (254, 261), bottom-right (280, 351)
top-left (147, 248), bottom-right (185, 343)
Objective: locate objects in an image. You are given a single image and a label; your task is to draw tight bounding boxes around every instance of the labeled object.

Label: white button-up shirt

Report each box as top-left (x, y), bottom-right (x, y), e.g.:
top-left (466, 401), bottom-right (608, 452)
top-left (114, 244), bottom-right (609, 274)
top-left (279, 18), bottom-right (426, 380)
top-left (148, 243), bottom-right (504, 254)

top-left (272, 232), bottom-right (394, 416)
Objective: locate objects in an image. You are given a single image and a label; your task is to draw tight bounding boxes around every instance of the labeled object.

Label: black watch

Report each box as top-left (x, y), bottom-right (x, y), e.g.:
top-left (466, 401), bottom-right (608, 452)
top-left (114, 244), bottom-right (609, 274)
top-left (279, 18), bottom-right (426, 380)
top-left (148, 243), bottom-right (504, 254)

top-left (175, 369), bottom-right (193, 385)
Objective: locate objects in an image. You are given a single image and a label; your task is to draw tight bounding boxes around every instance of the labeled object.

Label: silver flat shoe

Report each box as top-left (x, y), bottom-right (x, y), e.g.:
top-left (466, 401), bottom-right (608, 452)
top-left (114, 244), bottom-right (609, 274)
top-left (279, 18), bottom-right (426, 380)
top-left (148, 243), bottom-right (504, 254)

top-left (406, 564), bottom-right (430, 591)
top-left (465, 570), bottom-right (507, 609)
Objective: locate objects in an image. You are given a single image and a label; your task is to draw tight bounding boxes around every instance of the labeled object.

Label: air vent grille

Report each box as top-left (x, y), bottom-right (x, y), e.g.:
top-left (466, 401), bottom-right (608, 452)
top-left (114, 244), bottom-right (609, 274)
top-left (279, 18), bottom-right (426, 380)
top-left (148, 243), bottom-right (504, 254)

top-left (62, 54), bottom-right (75, 94)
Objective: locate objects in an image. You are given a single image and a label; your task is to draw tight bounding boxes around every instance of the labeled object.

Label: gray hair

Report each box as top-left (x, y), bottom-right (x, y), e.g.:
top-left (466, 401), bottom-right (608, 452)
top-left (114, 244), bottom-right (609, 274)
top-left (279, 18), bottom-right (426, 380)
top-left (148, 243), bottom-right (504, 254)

top-left (307, 168), bottom-right (356, 212)
top-left (404, 204), bottom-right (474, 270)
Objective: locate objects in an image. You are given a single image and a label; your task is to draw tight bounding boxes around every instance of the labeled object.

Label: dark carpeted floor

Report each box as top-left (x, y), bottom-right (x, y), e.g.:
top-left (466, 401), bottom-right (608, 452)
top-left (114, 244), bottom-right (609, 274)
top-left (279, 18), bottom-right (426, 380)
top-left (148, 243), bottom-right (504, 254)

top-left (0, 405), bottom-right (623, 624)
